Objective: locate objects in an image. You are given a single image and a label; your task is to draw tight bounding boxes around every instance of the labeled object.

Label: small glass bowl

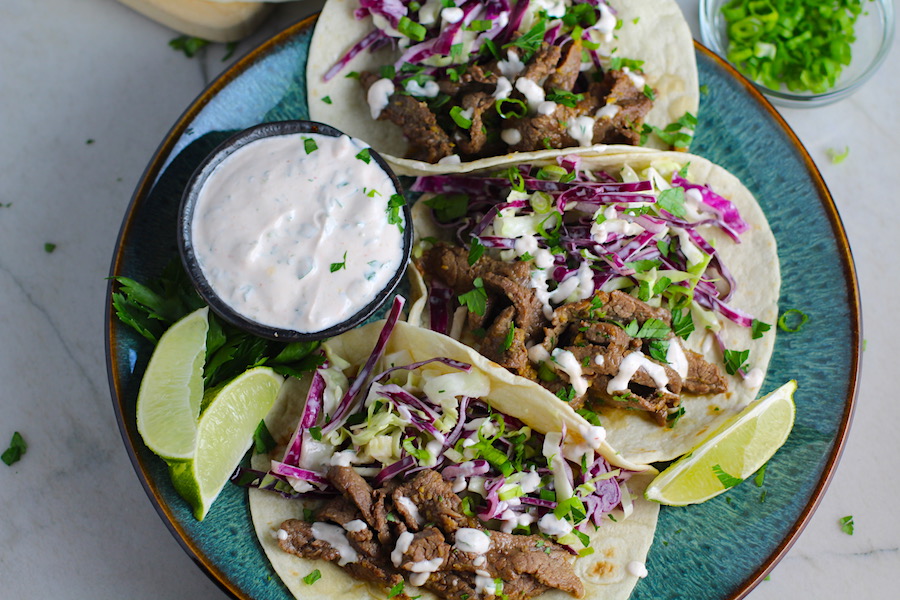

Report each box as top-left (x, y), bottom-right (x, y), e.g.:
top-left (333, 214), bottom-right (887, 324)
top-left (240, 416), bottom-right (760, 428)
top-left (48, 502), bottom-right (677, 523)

top-left (178, 120), bottom-right (412, 343)
top-left (700, 0), bottom-right (895, 107)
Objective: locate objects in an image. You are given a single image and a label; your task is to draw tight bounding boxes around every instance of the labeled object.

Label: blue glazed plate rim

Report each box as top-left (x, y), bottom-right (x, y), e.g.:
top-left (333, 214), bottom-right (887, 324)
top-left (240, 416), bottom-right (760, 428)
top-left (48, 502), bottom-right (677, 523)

top-left (105, 14), bottom-right (861, 600)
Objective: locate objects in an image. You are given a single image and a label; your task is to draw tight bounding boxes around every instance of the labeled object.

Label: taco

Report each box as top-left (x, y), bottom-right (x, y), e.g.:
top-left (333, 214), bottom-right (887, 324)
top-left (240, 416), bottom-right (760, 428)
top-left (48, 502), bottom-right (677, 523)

top-left (307, 0), bottom-right (699, 174)
top-left (406, 150), bottom-right (780, 464)
top-left (248, 310), bottom-right (660, 600)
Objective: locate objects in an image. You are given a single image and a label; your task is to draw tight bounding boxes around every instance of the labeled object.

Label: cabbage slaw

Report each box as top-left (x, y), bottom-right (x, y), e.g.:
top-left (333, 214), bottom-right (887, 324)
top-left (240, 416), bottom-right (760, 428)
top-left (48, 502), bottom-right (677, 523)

top-left (239, 297), bottom-right (635, 553)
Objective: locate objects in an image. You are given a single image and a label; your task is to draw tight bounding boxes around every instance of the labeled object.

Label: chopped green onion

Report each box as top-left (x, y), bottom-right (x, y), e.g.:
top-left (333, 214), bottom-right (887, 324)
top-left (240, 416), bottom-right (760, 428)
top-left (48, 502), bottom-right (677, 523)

top-left (397, 16), bottom-right (426, 42)
top-left (720, 0), bottom-right (866, 93)
top-left (449, 106), bottom-right (473, 129)
top-left (777, 308), bottom-right (808, 332)
top-left (303, 569), bottom-right (322, 585)
top-left (496, 97), bottom-right (528, 119)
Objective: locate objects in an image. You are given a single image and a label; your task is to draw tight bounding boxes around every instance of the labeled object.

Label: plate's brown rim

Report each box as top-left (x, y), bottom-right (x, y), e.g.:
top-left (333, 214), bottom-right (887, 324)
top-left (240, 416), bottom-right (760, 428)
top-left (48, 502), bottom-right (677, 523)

top-left (104, 14), bottom-right (320, 600)
top-left (104, 18), bottom-right (863, 600)
top-left (690, 40), bottom-right (863, 599)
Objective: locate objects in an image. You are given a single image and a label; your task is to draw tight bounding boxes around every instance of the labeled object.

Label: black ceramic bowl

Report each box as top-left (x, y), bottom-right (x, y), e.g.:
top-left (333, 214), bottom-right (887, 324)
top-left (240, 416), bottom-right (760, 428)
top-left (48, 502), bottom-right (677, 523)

top-left (178, 120), bottom-right (412, 342)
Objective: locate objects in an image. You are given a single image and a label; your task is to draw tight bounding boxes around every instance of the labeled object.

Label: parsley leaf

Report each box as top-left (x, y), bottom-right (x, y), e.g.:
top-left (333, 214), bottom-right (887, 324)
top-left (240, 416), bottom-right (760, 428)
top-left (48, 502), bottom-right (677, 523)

top-left (648, 339), bottom-right (669, 362)
top-left (634, 318), bottom-right (671, 339)
top-left (1, 432), bottom-right (26, 466)
top-left (712, 464), bottom-right (743, 489)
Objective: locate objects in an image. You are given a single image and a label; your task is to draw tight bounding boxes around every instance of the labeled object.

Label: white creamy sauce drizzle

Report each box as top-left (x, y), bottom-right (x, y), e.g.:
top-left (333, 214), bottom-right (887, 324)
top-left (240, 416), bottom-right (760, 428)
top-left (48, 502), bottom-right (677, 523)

top-left (622, 67), bottom-right (646, 89)
top-left (391, 531), bottom-right (415, 567)
top-left (455, 528), bottom-right (492, 554)
top-left (666, 339), bottom-right (690, 379)
top-left (596, 103), bottom-right (621, 120)
top-left (367, 78), bottom-right (395, 119)
top-left (537, 100), bottom-right (557, 115)
top-left (552, 348), bottom-right (588, 396)
top-left (498, 50), bottom-right (525, 79)
top-left (493, 75), bottom-right (513, 100)
top-left (501, 128), bottom-right (523, 145)
top-left (627, 561), bottom-right (649, 578)
top-left (191, 133), bottom-right (405, 333)
top-left (567, 115), bottom-right (595, 146)
top-left (515, 77), bottom-right (546, 112)
top-left (438, 153), bottom-right (461, 165)
top-left (538, 512), bottom-right (573, 537)
top-left (607, 351), bottom-right (670, 394)
top-left (343, 519), bottom-right (368, 533)
top-left (311, 522), bottom-right (359, 565)
top-left (396, 495), bottom-right (425, 526)
top-left (405, 79), bottom-right (440, 98)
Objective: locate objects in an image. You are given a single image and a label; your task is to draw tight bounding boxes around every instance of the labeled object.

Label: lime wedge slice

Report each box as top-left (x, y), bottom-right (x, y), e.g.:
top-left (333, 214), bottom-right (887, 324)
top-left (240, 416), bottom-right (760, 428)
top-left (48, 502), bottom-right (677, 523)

top-left (170, 366), bottom-right (283, 520)
top-left (136, 307), bottom-right (208, 461)
top-left (645, 380), bottom-right (797, 506)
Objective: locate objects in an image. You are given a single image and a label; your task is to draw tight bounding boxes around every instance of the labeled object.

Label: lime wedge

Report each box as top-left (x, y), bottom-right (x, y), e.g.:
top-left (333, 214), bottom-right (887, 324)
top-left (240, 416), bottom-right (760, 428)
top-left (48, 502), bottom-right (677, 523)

top-left (136, 307), bottom-right (208, 461)
top-left (170, 366), bottom-right (283, 520)
top-left (645, 380), bottom-right (797, 506)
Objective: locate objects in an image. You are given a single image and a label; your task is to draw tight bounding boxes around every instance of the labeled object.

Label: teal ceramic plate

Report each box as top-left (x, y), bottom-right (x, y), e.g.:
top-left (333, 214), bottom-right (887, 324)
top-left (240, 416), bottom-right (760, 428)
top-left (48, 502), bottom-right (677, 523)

top-left (106, 15), bottom-right (861, 600)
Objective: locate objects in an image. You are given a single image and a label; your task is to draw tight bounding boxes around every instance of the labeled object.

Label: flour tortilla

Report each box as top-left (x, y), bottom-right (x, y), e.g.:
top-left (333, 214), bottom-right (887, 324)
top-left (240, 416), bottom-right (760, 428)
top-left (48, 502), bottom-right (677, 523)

top-left (408, 150), bottom-right (780, 465)
top-left (249, 323), bottom-right (660, 600)
top-left (307, 0), bottom-right (699, 175)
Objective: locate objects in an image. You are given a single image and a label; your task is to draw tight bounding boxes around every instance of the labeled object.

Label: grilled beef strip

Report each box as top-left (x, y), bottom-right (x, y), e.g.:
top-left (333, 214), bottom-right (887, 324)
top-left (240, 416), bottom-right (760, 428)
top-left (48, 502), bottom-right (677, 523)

top-left (417, 246), bottom-right (726, 424)
top-left (277, 468), bottom-right (584, 600)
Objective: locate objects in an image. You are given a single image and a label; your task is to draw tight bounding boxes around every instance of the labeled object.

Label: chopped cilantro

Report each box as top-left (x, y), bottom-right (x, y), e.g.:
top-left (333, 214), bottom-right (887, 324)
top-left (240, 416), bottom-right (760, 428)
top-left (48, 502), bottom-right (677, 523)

top-left (723, 348), bottom-right (750, 375)
top-left (355, 148), bottom-right (372, 163)
top-left (322, 95), bottom-right (333, 105)
top-left (657, 187), bottom-right (686, 217)
top-left (303, 137), bottom-right (318, 154)
top-left (503, 19), bottom-right (546, 61)
top-left (222, 41), bottom-right (238, 61)
top-left (309, 426), bottom-right (323, 441)
top-left (712, 464), bottom-right (743, 489)
top-left (670, 308), bottom-right (694, 340)
top-left (555, 386), bottom-right (576, 402)
top-left (330, 251), bottom-right (348, 273)
top-left (576, 408), bottom-right (602, 426)
top-left (839, 515), bottom-right (854, 535)
top-left (609, 57), bottom-right (645, 72)
top-left (387, 581), bottom-right (405, 598)
top-left (387, 194), bottom-right (406, 232)
top-left (169, 35), bottom-right (210, 58)
top-left (423, 193), bottom-right (468, 222)
top-left (2, 432), bottom-right (26, 466)
top-left (468, 237), bottom-right (485, 266)
top-left (252, 420), bottom-right (276, 454)
top-left (502, 320), bottom-right (515, 351)
top-left (458, 277), bottom-right (488, 316)
top-left (44, 242), bottom-right (57, 253)
top-left (754, 463), bottom-right (768, 487)
top-left (751, 319), bottom-right (772, 339)
top-left (666, 406), bottom-right (685, 428)
top-left (648, 339), bottom-right (669, 363)
top-left (545, 89), bottom-right (584, 108)
top-left (643, 84), bottom-right (656, 100)
top-left (303, 569), bottom-right (322, 585)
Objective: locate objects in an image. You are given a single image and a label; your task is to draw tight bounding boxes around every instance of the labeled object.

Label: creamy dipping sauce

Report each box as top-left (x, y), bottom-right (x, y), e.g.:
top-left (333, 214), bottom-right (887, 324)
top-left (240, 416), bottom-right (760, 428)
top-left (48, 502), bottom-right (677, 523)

top-left (190, 132), bottom-right (406, 333)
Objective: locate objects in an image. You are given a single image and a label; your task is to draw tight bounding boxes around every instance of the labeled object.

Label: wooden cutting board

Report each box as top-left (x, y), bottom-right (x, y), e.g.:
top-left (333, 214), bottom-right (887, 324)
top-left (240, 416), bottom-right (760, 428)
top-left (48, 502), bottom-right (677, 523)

top-left (115, 0), bottom-right (274, 42)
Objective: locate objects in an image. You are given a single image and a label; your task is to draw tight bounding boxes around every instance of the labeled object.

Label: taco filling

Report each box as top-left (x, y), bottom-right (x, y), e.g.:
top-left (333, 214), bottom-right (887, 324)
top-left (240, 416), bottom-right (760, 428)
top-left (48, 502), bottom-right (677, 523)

top-left (408, 152), bottom-right (778, 440)
top-left (308, 0), bottom-right (699, 168)
top-left (246, 307), bottom-right (659, 600)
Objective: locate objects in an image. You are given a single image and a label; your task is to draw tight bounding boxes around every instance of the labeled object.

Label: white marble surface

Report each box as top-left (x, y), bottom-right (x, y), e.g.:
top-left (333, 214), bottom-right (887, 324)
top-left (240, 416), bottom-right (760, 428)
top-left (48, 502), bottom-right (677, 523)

top-left (0, 0), bottom-right (896, 598)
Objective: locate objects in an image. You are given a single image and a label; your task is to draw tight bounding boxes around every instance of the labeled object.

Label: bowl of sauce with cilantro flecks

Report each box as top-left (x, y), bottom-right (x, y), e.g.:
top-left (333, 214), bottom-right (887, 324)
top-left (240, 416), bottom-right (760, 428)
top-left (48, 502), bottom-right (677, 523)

top-left (178, 120), bottom-right (412, 342)
top-left (700, 0), bottom-right (894, 107)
